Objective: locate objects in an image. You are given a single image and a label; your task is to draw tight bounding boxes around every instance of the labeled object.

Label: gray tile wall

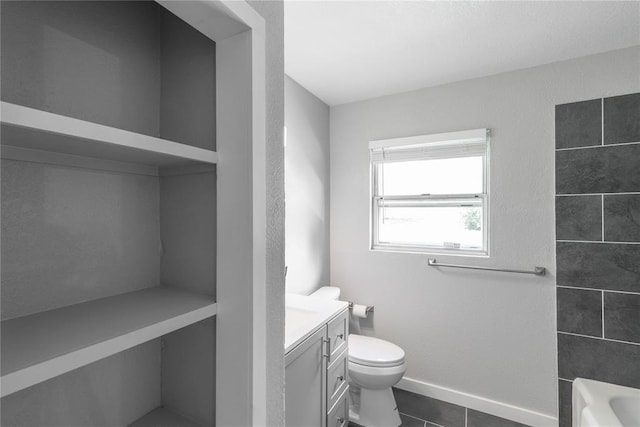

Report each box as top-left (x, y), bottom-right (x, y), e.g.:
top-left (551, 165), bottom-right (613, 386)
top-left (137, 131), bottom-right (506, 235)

top-left (555, 92), bottom-right (640, 427)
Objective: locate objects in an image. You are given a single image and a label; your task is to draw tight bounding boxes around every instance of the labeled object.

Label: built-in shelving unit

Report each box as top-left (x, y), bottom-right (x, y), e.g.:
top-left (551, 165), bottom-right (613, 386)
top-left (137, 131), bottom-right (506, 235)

top-left (0, 102), bottom-right (218, 175)
top-left (1, 287), bottom-right (217, 398)
top-left (0, 1), bottom-right (224, 425)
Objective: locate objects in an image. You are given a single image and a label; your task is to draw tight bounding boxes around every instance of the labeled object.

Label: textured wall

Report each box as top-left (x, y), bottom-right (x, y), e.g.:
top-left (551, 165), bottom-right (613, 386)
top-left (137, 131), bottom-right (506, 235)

top-left (555, 92), bottom-right (640, 427)
top-left (1, 341), bottom-right (161, 426)
top-left (330, 46), bottom-right (640, 421)
top-left (247, 1), bottom-right (286, 426)
top-left (285, 75), bottom-right (331, 295)
top-left (159, 6), bottom-right (216, 150)
top-left (1, 160), bottom-right (160, 320)
top-left (0, 1), bottom-right (161, 136)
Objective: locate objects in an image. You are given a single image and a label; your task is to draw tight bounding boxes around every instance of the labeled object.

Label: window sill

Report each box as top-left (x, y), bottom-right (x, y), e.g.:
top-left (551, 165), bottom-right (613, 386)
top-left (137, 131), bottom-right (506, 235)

top-left (371, 244), bottom-right (489, 258)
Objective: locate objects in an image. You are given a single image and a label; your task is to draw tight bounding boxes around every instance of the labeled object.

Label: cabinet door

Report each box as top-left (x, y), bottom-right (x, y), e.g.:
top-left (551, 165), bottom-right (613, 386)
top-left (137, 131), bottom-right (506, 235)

top-left (285, 326), bottom-right (327, 427)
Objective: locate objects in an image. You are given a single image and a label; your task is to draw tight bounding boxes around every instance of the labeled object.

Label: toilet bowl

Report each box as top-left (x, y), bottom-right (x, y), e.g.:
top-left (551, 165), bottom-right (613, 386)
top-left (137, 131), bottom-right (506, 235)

top-left (309, 287), bottom-right (406, 427)
top-left (348, 334), bottom-right (406, 427)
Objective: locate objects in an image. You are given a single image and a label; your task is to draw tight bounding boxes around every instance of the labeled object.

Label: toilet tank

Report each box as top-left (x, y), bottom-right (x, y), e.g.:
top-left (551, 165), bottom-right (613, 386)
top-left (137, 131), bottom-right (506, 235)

top-left (309, 286), bottom-right (341, 300)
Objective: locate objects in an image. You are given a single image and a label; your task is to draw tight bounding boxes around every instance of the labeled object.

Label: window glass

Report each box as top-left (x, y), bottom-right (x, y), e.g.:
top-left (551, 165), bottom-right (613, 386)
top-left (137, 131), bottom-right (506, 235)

top-left (370, 129), bottom-right (489, 255)
top-left (379, 156), bottom-right (483, 196)
top-left (377, 204), bottom-right (483, 250)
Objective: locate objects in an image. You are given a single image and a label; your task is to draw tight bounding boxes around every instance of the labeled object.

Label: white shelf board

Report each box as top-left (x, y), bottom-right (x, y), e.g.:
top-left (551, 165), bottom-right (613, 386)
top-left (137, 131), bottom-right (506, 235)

top-left (129, 407), bottom-right (203, 427)
top-left (1, 287), bottom-right (217, 397)
top-left (0, 102), bottom-right (218, 167)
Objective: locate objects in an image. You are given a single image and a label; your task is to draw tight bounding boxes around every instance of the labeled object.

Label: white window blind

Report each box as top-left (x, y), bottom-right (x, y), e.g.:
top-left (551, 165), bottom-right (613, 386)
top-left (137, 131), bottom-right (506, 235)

top-left (370, 129), bottom-right (488, 163)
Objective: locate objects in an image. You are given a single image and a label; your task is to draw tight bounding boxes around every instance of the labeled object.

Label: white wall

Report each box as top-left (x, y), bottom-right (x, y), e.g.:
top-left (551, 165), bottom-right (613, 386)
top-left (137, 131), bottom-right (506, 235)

top-left (246, 2), bottom-right (286, 426)
top-left (285, 75), bottom-right (331, 295)
top-left (330, 46), bottom-right (640, 423)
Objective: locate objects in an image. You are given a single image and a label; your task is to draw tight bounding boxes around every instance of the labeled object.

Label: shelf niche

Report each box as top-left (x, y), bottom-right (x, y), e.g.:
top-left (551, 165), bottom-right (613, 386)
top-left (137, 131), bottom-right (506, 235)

top-left (1, 1), bottom-right (218, 426)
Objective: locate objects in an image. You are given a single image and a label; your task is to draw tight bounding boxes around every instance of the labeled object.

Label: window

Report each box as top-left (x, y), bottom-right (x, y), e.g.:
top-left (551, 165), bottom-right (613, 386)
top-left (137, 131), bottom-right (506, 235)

top-left (370, 129), bottom-right (489, 255)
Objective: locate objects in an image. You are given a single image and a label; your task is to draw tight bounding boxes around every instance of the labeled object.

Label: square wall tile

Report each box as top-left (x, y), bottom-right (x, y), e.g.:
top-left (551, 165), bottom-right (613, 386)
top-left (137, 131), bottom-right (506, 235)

top-left (557, 242), bottom-right (640, 293)
top-left (393, 388), bottom-right (465, 427)
top-left (604, 194), bottom-right (640, 242)
top-left (555, 196), bottom-right (601, 241)
top-left (557, 287), bottom-right (602, 337)
top-left (604, 93), bottom-right (640, 144)
top-left (556, 144), bottom-right (640, 194)
top-left (557, 333), bottom-right (640, 389)
top-left (558, 379), bottom-right (572, 427)
top-left (604, 292), bottom-right (640, 344)
top-left (466, 409), bottom-right (530, 427)
top-left (556, 99), bottom-right (602, 149)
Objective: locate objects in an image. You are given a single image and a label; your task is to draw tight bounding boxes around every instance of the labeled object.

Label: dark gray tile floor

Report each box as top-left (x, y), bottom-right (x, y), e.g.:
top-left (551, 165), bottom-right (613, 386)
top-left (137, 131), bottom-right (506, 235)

top-left (393, 388), bottom-right (464, 427)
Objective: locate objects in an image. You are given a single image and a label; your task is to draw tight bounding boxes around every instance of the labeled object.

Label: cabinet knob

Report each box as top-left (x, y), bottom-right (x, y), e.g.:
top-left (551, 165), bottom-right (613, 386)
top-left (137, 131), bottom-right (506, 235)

top-left (337, 375), bottom-right (344, 382)
top-left (337, 333), bottom-right (344, 339)
top-left (337, 416), bottom-right (345, 424)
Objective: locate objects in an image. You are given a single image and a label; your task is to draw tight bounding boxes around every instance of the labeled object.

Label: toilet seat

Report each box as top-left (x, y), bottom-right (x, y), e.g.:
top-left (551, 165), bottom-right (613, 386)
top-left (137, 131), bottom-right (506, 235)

top-left (349, 334), bottom-right (405, 368)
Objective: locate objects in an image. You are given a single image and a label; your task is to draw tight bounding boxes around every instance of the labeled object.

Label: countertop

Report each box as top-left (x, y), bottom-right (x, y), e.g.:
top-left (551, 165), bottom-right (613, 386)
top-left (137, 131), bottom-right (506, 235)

top-left (285, 293), bottom-right (349, 354)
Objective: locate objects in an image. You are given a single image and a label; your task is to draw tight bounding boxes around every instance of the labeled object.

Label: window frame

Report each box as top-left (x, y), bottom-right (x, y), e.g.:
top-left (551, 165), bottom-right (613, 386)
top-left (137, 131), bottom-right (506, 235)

top-left (369, 129), bottom-right (490, 256)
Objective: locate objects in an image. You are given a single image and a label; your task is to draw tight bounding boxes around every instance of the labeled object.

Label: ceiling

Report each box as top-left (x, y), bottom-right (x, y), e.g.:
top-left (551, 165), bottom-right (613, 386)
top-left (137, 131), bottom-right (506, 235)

top-left (285, 1), bottom-right (640, 106)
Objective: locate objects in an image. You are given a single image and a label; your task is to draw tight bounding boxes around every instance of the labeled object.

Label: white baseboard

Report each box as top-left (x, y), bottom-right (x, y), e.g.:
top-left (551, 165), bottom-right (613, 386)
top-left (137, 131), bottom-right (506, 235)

top-left (396, 377), bottom-right (558, 427)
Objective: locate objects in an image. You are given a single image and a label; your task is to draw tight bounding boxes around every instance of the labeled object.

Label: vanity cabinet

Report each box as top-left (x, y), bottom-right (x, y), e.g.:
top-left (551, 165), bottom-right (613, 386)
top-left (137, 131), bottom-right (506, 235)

top-left (285, 308), bottom-right (349, 427)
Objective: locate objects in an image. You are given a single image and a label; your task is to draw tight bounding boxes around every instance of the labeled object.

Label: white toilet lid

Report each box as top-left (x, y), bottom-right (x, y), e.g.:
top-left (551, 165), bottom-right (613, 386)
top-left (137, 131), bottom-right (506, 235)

top-left (348, 334), bottom-right (405, 368)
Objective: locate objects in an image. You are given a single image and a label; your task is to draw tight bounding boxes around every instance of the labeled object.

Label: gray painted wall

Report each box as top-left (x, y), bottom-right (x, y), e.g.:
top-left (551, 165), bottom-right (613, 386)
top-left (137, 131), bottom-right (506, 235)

top-left (0, 160), bottom-right (161, 320)
top-left (0, 1), bottom-right (161, 136)
top-left (1, 341), bottom-right (161, 426)
top-left (159, 7), bottom-right (216, 151)
top-left (161, 318), bottom-right (216, 426)
top-left (160, 172), bottom-right (216, 298)
top-left (285, 75), bottom-right (331, 295)
top-left (330, 46), bottom-right (640, 418)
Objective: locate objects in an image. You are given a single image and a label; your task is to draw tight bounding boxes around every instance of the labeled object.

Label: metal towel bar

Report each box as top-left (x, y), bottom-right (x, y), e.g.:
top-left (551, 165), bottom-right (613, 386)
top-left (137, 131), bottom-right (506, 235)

top-left (428, 258), bottom-right (546, 276)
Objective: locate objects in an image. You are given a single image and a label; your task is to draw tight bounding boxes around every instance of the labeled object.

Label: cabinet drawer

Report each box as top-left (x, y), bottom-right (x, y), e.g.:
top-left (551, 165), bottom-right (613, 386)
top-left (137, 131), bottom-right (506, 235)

top-left (327, 348), bottom-right (348, 408)
top-left (327, 386), bottom-right (349, 427)
top-left (327, 309), bottom-right (348, 360)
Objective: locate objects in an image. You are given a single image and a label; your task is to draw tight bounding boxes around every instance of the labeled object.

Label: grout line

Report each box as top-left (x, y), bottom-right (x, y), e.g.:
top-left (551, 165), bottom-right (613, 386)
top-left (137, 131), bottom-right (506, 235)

top-left (557, 285), bottom-right (640, 296)
top-left (557, 331), bottom-right (640, 346)
top-left (555, 140), bottom-right (640, 151)
top-left (601, 290), bottom-right (605, 338)
top-left (601, 194), bottom-right (605, 242)
top-left (557, 239), bottom-right (640, 245)
top-left (601, 97), bottom-right (604, 146)
top-left (556, 191), bottom-right (640, 196)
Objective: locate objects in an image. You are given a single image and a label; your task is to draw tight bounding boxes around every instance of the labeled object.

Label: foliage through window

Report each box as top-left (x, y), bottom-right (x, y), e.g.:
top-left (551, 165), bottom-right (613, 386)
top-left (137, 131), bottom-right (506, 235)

top-left (370, 129), bottom-right (489, 255)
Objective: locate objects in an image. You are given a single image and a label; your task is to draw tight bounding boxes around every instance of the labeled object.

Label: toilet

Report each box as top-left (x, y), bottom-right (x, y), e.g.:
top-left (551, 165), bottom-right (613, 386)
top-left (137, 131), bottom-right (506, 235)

top-left (310, 287), bottom-right (406, 427)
